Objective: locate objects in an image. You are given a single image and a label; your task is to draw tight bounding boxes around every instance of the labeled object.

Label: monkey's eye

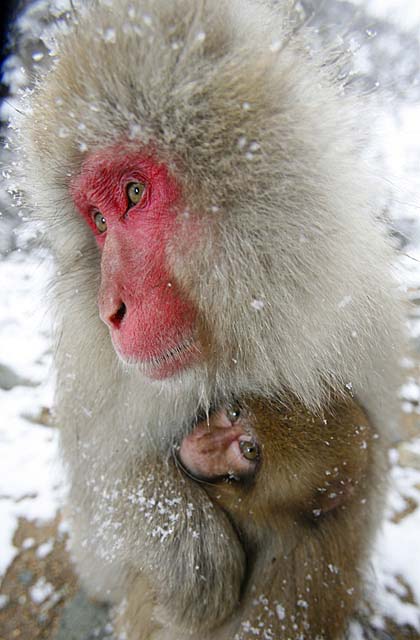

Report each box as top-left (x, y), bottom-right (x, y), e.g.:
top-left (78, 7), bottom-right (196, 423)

top-left (227, 402), bottom-right (241, 423)
top-left (126, 181), bottom-right (146, 207)
top-left (93, 211), bottom-right (107, 234)
top-left (239, 440), bottom-right (259, 461)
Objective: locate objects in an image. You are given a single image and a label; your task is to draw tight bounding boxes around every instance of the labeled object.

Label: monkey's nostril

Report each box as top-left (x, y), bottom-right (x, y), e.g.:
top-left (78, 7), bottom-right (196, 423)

top-left (109, 302), bottom-right (127, 329)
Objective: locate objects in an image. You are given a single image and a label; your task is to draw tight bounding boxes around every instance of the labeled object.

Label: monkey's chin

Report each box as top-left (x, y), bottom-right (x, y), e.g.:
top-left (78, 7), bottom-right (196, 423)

top-left (113, 337), bottom-right (200, 380)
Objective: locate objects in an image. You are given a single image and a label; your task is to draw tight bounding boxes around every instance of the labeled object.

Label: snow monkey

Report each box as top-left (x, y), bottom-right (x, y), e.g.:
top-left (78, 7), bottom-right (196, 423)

top-left (19, 0), bottom-right (403, 638)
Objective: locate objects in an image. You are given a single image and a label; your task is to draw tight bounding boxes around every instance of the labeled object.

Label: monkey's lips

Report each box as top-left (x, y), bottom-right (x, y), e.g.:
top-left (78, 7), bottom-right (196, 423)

top-left (113, 335), bottom-right (200, 379)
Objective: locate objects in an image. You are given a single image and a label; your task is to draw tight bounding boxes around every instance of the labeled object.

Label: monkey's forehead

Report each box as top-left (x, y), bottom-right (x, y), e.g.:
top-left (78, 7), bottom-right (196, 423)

top-left (22, 0), bottom-right (355, 210)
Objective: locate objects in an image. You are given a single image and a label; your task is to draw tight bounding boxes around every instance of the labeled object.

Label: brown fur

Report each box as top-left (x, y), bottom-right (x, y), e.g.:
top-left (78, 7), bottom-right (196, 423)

top-left (116, 394), bottom-right (382, 640)
top-left (205, 396), bottom-right (382, 639)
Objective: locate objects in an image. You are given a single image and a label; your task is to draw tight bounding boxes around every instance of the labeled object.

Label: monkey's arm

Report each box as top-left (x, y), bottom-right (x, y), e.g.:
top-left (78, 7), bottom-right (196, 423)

top-left (121, 456), bottom-right (246, 633)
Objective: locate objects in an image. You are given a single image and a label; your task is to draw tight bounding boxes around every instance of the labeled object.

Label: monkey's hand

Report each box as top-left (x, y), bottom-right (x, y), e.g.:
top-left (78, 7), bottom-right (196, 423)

top-left (178, 406), bottom-right (259, 482)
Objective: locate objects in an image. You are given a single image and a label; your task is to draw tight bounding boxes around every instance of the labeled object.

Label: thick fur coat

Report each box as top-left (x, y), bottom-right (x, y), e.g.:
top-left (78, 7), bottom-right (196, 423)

top-left (17, 1), bottom-right (404, 638)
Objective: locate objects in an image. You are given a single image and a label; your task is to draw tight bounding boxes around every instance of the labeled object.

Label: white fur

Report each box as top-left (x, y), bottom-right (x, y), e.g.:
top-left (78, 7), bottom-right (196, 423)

top-left (16, 1), bottom-right (405, 637)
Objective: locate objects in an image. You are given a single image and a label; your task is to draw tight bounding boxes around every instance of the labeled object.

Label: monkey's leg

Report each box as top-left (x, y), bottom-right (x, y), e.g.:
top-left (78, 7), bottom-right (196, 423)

top-left (212, 514), bottom-right (372, 640)
top-left (113, 572), bottom-right (161, 640)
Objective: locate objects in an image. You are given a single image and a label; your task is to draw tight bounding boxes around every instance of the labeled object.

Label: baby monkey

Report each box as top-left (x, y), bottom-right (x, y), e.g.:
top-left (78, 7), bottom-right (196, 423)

top-left (167, 394), bottom-right (377, 640)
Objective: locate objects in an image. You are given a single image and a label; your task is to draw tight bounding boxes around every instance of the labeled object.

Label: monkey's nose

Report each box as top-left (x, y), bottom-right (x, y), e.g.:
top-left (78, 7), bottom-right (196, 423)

top-left (108, 301), bottom-right (127, 329)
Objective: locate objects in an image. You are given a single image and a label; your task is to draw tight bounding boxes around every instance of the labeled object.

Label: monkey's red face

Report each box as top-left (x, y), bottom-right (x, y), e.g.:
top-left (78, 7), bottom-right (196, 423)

top-left (71, 146), bottom-right (200, 379)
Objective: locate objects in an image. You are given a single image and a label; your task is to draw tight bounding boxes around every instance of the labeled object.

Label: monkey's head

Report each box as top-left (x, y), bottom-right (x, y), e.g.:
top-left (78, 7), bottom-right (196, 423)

top-left (19, 0), bottom-right (398, 411)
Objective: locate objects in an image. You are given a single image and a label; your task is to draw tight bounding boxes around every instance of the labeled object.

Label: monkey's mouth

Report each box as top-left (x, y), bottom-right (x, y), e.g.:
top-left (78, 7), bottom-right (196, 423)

top-left (116, 336), bottom-right (200, 379)
top-left (141, 337), bottom-right (200, 379)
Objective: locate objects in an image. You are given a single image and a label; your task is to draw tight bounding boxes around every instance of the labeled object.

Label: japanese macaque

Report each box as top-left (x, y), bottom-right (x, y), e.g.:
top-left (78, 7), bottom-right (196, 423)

top-left (18, 0), bottom-right (404, 638)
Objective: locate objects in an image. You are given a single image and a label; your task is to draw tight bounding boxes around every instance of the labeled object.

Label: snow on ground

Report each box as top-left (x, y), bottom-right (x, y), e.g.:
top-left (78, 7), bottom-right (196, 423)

top-left (374, 460), bottom-right (420, 630)
top-left (0, 251), bottom-right (63, 576)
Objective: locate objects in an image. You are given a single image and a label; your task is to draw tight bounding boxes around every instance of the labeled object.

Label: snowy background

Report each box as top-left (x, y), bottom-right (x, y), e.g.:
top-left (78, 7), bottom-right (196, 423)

top-left (0, 0), bottom-right (419, 637)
